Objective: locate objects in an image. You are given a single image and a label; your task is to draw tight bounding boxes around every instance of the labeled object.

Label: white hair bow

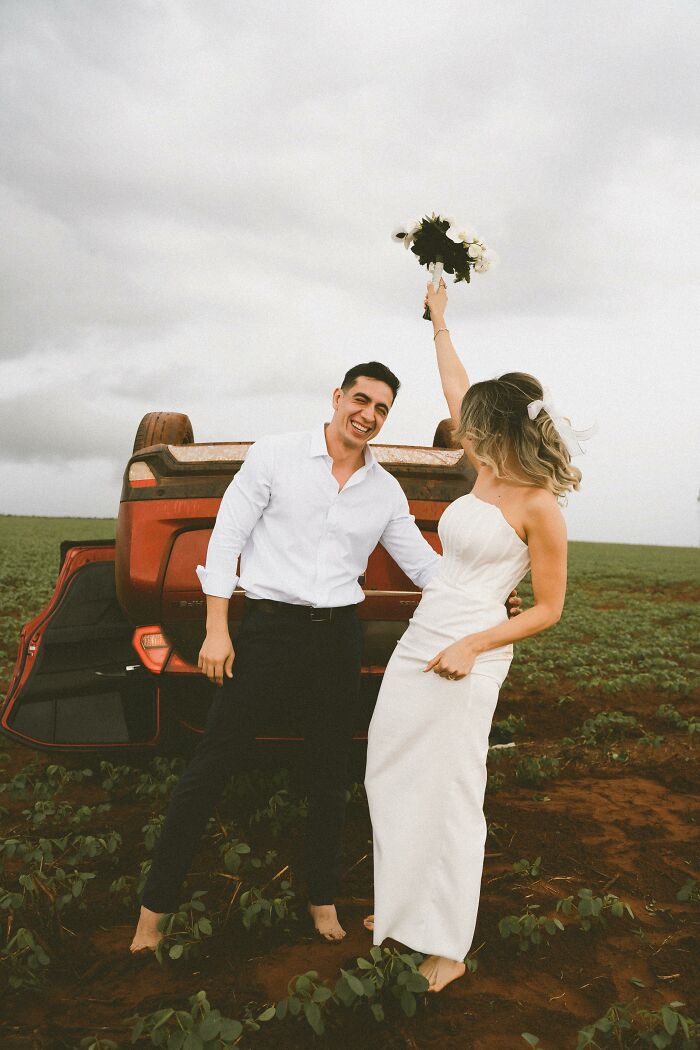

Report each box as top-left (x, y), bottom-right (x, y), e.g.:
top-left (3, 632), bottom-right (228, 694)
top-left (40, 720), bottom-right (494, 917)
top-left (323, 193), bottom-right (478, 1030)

top-left (527, 388), bottom-right (598, 457)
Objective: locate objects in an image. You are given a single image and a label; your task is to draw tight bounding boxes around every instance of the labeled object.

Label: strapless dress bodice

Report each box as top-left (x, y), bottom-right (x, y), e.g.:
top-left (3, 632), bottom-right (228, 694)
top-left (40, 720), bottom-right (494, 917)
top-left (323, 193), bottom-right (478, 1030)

top-left (395, 493), bottom-right (531, 684)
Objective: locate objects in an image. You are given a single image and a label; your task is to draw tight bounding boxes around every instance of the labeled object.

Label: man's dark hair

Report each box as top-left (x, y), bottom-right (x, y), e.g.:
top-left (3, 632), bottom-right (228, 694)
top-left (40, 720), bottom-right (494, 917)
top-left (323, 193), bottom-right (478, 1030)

top-left (340, 361), bottom-right (401, 402)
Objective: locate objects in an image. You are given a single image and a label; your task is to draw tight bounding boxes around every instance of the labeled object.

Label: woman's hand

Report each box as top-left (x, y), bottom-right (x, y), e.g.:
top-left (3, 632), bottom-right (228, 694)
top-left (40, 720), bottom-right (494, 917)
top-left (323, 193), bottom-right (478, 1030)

top-left (423, 637), bottom-right (479, 680)
top-left (198, 629), bottom-right (235, 687)
top-left (424, 278), bottom-right (448, 322)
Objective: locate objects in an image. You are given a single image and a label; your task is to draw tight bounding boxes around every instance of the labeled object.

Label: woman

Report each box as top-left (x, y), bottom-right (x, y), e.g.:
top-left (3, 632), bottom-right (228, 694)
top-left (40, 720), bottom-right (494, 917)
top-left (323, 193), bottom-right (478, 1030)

top-left (364, 278), bottom-right (581, 993)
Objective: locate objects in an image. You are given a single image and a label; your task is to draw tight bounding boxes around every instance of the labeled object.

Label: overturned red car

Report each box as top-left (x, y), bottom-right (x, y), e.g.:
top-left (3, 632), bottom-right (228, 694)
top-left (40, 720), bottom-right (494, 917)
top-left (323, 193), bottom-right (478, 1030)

top-left (1, 413), bottom-right (473, 753)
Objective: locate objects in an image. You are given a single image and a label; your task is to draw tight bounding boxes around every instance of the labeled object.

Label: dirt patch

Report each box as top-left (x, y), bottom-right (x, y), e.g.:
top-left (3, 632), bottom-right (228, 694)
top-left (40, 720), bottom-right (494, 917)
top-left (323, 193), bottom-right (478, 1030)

top-left (1, 672), bottom-right (699, 1048)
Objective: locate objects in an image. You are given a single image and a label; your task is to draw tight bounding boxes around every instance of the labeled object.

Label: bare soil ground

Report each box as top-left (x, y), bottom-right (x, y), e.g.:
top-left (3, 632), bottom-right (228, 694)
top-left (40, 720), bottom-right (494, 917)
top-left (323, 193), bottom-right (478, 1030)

top-left (1, 672), bottom-right (698, 1050)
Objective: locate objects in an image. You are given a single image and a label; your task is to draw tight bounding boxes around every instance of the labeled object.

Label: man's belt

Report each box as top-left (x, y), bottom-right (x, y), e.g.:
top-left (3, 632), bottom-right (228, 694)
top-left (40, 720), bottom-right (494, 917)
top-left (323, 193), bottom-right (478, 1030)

top-left (244, 596), bottom-right (356, 622)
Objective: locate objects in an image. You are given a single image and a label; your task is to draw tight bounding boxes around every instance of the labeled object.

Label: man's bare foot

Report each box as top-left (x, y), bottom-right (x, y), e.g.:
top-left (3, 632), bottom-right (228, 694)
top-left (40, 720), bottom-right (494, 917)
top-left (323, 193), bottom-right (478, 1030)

top-left (307, 902), bottom-right (346, 942)
top-left (129, 905), bottom-right (166, 953)
top-left (363, 913), bottom-right (374, 931)
top-left (418, 955), bottom-right (466, 992)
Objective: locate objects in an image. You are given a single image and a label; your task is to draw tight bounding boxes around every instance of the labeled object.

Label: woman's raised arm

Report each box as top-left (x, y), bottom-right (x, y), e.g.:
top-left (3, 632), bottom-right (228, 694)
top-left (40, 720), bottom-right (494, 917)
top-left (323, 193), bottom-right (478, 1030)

top-left (425, 280), bottom-right (479, 468)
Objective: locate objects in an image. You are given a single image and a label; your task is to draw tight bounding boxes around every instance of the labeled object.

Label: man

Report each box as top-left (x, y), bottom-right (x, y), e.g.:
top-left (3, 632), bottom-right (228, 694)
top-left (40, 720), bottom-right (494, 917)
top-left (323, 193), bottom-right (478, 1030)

top-left (130, 361), bottom-right (519, 951)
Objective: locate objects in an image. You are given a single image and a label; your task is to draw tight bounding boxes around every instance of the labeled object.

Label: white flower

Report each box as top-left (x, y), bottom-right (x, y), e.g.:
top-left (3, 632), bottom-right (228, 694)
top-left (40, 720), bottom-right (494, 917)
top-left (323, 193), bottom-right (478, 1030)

top-left (404, 217), bottom-right (423, 248)
top-left (473, 258), bottom-right (491, 273)
top-left (458, 228), bottom-right (477, 244)
top-left (480, 248), bottom-right (500, 269)
top-left (467, 242), bottom-right (484, 259)
top-left (392, 218), bottom-right (423, 246)
top-left (391, 223), bottom-right (411, 243)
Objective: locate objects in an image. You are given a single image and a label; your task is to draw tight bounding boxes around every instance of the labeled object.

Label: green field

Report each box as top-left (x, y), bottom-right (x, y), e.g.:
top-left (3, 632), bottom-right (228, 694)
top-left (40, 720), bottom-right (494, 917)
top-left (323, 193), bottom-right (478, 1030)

top-left (2, 514), bottom-right (698, 703)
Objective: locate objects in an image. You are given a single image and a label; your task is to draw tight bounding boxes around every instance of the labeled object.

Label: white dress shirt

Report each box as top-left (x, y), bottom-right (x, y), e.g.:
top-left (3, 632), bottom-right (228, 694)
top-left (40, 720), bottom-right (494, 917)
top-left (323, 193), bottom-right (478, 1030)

top-left (195, 424), bottom-right (442, 607)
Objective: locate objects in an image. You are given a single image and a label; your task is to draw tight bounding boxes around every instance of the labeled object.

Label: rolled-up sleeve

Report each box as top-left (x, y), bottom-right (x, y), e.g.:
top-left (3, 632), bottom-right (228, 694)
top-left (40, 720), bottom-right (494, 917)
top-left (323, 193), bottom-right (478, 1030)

top-left (195, 437), bottom-right (274, 598)
top-left (379, 485), bottom-right (442, 590)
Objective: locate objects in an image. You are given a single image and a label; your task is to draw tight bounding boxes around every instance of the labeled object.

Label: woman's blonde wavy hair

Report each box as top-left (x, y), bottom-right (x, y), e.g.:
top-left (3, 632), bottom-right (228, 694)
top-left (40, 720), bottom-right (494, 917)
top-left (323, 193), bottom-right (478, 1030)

top-left (452, 372), bottom-right (582, 497)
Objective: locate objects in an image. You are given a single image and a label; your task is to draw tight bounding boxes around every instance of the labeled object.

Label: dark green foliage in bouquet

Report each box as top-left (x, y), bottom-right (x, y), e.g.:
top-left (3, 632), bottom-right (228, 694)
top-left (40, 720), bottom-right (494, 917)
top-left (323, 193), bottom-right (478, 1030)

top-left (408, 214), bottom-right (473, 283)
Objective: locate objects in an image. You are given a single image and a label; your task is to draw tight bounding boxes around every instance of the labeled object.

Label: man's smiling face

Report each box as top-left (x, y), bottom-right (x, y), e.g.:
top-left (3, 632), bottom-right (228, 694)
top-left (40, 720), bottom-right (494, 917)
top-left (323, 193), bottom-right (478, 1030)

top-left (330, 376), bottom-right (394, 449)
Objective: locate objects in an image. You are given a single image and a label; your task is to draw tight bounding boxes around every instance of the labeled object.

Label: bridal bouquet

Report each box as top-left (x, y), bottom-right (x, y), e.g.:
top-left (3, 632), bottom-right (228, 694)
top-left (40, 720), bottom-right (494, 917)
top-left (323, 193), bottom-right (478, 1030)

top-left (391, 212), bottom-right (499, 319)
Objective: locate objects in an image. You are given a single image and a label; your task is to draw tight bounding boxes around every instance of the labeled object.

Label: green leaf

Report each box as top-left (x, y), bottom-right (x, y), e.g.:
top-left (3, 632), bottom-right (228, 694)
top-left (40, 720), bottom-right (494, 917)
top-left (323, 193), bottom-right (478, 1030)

top-left (661, 1006), bottom-right (679, 1036)
top-left (628, 977), bottom-right (646, 988)
top-left (151, 1010), bottom-right (175, 1031)
top-left (130, 1018), bottom-right (145, 1043)
top-left (341, 969), bottom-right (365, 996)
top-left (197, 1015), bottom-right (221, 1041)
top-left (576, 1027), bottom-right (596, 1050)
top-left (356, 957), bottom-right (373, 969)
top-left (303, 1001), bottom-right (322, 1033)
top-left (371, 1003), bottom-right (384, 1022)
top-left (223, 850), bottom-right (240, 872)
top-left (522, 1036), bottom-right (540, 1047)
top-left (275, 999), bottom-right (288, 1020)
top-left (197, 918), bottom-right (212, 935)
top-left (217, 1020), bottom-right (242, 1041)
top-left (406, 972), bottom-right (429, 993)
top-left (400, 989), bottom-right (416, 1017)
top-left (257, 1007), bottom-right (276, 1022)
top-left (334, 977), bottom-right (355, 1007)
top-left (169, 943), bottom-right (184, 960)
top-left (182, 1034), bottom-right (203, 1050)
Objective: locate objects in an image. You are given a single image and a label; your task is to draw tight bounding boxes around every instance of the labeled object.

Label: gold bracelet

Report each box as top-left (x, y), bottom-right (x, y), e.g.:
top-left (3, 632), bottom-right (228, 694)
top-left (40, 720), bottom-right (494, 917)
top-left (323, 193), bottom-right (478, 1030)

top-left (433, 327), bottom-right (449, 340)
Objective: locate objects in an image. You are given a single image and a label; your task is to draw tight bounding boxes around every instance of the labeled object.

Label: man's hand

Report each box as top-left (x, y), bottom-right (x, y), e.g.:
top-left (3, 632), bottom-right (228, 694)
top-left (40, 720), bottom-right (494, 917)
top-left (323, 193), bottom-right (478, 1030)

top-left (198, 629), bottom-right (235, 687)
top-left (506, 589), bottom-right (523, 618)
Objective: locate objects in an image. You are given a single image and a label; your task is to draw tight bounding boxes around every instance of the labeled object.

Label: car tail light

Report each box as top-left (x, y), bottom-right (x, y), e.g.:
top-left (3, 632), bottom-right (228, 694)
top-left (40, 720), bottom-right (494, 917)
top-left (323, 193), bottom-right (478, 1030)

top-left (133, 627), bottom-right (170, 672)
top-left (128, 462), bottom-right (157, 487)
top-left (132, 627), bottom-right (200, 674)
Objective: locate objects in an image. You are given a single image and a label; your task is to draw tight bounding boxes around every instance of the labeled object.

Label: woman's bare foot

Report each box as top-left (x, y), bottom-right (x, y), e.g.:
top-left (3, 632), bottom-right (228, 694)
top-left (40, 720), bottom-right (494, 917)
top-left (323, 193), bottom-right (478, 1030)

top-left (363, 913), bottom-right (374, 931)
top-left (129, 905), bottom-right (166, 953)
top-left (418, 955), bottom-right (466, 992)
top-left (307, 902), bottom-right (346, 942)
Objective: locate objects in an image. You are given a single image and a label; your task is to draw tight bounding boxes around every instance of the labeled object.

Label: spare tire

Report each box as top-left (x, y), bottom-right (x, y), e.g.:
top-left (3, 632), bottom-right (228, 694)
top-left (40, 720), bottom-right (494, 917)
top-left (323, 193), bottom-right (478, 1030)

top-left (432, 418), bottom-right (462, 449)
top-left (132, 412), bottom-right (194, 453)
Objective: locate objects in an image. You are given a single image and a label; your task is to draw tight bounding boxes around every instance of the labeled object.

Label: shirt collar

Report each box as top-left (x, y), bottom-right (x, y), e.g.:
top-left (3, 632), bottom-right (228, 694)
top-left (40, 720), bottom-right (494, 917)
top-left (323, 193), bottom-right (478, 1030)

top-left (310, 422), bottom-right (377, 470)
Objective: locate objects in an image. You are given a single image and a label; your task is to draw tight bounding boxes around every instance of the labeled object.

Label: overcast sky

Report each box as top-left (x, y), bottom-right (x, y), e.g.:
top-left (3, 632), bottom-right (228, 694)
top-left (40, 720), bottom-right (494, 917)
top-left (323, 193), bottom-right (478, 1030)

top-left (1, 1), bottom-right (698, 547)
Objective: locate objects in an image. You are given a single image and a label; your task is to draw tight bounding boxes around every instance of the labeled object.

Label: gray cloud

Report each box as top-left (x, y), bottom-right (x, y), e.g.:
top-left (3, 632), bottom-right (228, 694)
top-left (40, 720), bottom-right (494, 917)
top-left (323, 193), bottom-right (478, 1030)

top-left (0, 0), bottom-right (698, 544)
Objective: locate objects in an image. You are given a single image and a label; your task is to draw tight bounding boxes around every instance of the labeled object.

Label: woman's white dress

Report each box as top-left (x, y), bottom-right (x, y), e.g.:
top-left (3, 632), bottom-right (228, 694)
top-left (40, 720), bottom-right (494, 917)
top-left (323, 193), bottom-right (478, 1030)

top-left (365, 493), bottom-right (531, 962)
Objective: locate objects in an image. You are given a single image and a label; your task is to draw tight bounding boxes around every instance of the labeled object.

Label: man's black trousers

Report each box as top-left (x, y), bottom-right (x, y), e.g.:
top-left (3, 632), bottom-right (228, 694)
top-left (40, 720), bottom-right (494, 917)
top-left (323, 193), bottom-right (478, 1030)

top-left (140, 597), bottom-right (363, 913)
